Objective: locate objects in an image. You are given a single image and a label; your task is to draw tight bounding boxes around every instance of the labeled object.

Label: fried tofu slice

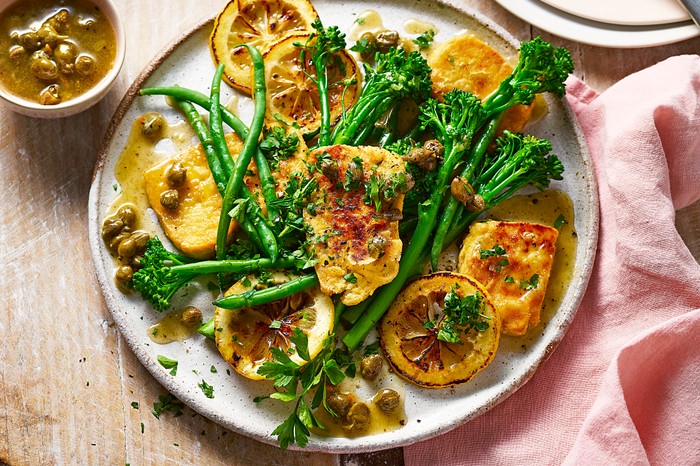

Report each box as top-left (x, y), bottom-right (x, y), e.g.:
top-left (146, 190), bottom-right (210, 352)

top-left (428, 34), bottom-right (539, 134)
top-left (304, 145), bottom-right (408, 306)
top-left (457, 220), bottom-right (558, 335)
top-left (144, 133), bottom-right (243, 259)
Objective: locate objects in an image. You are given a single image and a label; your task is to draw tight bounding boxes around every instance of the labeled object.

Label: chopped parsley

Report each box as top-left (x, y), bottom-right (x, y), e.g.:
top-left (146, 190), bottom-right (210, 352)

top-left (131, 402), bottom-right (139, 410)
top-left (413, 29), bottom-right (436, 50)
top-left (504, 275), bottom-right (515, 283)
top-left (151, 394), bottom-right (184, 419)
top-left (363, 341), bottom-right (380, 356)
top-left (479, 244), bottom-right (507, 259)
top-left (157, 355), bottom-right (178, 376)
top-left (343, 157), bottom-right (364, 191)
top-left (259, 126), bottom-right (299, 171)
top-left (435, 288), bottom-right (490, 344)
top-left (554, 214), bottom-right (567, 229)
top-left (344, 273), bottom-right (358, 284)
top-left (198, 380), bottom-right (215, 399)
top-left (269, 319), bottom-right (283, 329)
top-left (520, 274), bottom-right (540, 291)
top-left (210, 365), bottom-right (218, 374)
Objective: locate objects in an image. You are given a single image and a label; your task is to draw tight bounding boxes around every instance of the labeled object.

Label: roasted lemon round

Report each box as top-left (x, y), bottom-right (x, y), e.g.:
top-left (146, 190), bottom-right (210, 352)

top-left (263, 33), bottom-right (360, 133)
top-left (214, 272), bottom-right (334, 380)
top-left (209, 0), bottom-right (319, 93)
top-left (379, 272), bottom-right (501, 388)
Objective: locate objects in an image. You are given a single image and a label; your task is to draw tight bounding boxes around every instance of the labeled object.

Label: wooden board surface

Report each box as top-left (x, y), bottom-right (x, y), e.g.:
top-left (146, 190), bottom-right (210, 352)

top-left (0, 1), bottom-right (698, 465)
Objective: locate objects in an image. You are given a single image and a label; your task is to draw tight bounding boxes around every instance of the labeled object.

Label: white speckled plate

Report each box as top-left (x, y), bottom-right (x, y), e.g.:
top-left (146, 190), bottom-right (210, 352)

top-left (89, 0), bottom-right (598, 453)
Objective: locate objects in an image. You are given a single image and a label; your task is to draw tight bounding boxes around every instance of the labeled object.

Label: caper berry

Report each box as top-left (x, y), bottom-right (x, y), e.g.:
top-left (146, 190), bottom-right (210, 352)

top-left (9, 45), bottom-right (25, 59)
top-left (360, 353), bottom-right (383, 380)
top-left (31, 56), bottom-right (58, 81)
top-left (376, 30), bottom-right (399, 53)
top-left (54, 41), bottom-right (78, 65)
top-left (165, 161), bottom-right (187, 187)
top-left (18, 32), bottom-right (41, 51)
top-left (101, 217), bottom-right (124, 240)
top-left (38, 84), bottom-right (61, 105)
top-left (115, 265), bottom-right (134, 287)
top-left (117, 205), bottom-right (137, 228)
top-left (367, 236), bottom-right (388, 259)
top-left (160, 189), bottom-right (180, 210)
top-left (75, 55), bottom-right (96, 76)
top-left (423, 139), bottom-right (444, 158)
top-left (344, 402), bottom-right (371, 432)
top-left (117, 236), bottom-right (137, 259)
top-left (181, 306), bottom-right (203, 326)
top-left (140, 112), bottom-right (166, 138)
top-left (327, 392), bottom-right (353, 419)
top-left (373, 388), bottom-right (400, 414)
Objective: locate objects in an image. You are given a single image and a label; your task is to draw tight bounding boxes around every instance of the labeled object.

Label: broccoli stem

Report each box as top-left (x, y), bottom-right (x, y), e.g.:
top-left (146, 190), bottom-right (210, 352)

top-left (216, 46), bottom-right (268, 261)
top-left (214, 274), bottom-right (319, 310)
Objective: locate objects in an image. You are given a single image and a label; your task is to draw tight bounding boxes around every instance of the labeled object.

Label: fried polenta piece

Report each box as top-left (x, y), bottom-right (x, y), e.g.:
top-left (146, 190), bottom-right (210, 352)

top-left (457, 220), bottom-right (558, 335)
top-left (144, 133), bottom-right (244, 259)
top-left (304, 145), bottom-right (407, 306)
top-left (428, 34), bottom-right (539, 134)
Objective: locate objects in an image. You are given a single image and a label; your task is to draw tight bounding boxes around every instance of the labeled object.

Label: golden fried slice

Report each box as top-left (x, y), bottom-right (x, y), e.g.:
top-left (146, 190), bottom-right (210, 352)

top-left (428, 34), bottom-right (538, 134)
top-left (457, 220), bottom-right (558, 335)
top-left (304, 145), bottom-right (408, 306)
top-left (379, 272), bottom-right (501, 388)
top-left (143, 133), bottom-right (244, 259)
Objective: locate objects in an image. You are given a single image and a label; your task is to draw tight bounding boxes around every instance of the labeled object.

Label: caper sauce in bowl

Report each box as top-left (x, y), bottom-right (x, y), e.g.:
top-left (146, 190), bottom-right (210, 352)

top-left (0, 0), bottom-right (122, 116)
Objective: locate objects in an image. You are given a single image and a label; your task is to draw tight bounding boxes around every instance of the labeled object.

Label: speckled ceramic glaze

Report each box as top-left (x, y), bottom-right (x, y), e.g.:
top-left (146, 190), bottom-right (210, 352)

top-left (88, 0), bottom-right (598, 453)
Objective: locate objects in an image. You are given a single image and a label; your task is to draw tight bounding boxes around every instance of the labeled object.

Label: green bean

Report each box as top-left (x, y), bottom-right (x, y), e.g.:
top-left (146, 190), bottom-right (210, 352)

top-left (333, 300), bottom-right (346, 329)
top-left (174, 99), bottom-right (226, 195)
top-left (198, 318), bottom-right (215, 340)
top-left (140, 85), bottom-right (280, 225)
top-left (213, 274), bottom-right (319, 310)
top-left (216, 45), bottom-right (267, 262)
top-left (340, 298), bottom-right (371, 327)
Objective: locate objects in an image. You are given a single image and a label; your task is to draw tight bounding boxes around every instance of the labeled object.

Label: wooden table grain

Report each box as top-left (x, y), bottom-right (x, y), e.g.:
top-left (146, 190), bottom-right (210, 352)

top-left (1, 1), bottom-right (698, 465)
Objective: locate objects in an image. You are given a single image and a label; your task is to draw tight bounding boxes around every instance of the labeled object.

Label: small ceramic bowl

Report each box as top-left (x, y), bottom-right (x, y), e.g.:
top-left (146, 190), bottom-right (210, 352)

top-left (0, 0), bottom-right (125, 118)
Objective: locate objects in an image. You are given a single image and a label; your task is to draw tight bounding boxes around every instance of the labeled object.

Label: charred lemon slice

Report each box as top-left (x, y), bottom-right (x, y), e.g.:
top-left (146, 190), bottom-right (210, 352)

top-left (210, 0), bottom-right (319, 93)
top-left (379, 272), bottom-right (501, 388)
top-left (214, 272), bottom-right (334, 380)
top-left (263, 33), bottom-right (360, 133)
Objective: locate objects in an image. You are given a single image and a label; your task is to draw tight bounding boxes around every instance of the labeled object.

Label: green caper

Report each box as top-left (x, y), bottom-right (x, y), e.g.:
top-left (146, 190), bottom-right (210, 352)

top-left (343, 402), bottom-right (371, 432)
top-left (423, 139), bottom-right (444, 158)
top-left (357, 31), bottom-right (377, 60)
top-left (140, 112), bottom-right (167, 138)
top-left (367, 236), bottom-right (388, 259)
top-left (129, 255), bottom-right (143, 269)
top-left (9, 45), bottom-right (25, 59)
top-left (108, 231), bottom-right (131, 252)
top-left (327, 392), bottom-right (353, 419)
top-left (129, 230), bottom-right (150, 253)
top-left (360, 353), bottom-right (383, 380)
top-left (381, 208), bottom-right (403, 222)
top-left (37, 22), bottom-right (66, 47)
top-left (451, 176), bottom-right (484, 212)
top-left (31, 56), bottom-right (58, 81)
top-left (75, 55), bottom-right (96, 76)
top-left (165, 161), bottom-right (187, 187)
top-left (376, 30), bottom-right (399, 53)
top-left (47, 9), bottom-right (70, 32)
top-left (403, 147), bottom-right (437, 171)
top-left (373, 388), bottom-right (400, 414)
top-left (320, 157), bottom-right (339, 182)
top-left (115, 265), bottom-right (134, 288)
top-left (160, 189), bottom-right (180, 210)
top-left (38, 84), bottom-right (61, 105)
top-left (101, 216), bottom-right (125, 240)
top-left (181, 306), bottom-right (203, 326)
top-left (117, 204), bottom-right (137, 228)
top-left (18, 32), bottom-right (41, 51)
top-left (54, 41), bottom-right (78, 65)
top-left (117, 236), bottom-right (137, 259)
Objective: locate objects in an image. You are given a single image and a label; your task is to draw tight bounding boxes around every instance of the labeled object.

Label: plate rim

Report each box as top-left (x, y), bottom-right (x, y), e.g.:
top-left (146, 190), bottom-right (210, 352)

top-left (494, 0), bottom-right (700, 48)
top-left (88, 1), bottom-right (599, 453)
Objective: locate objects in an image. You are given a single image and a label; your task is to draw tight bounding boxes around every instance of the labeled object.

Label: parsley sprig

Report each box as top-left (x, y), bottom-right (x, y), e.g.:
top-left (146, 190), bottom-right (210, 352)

top-left (254, 329), bottom-right (345, 449)
top-left (435, 288), bottom-right (491, 344)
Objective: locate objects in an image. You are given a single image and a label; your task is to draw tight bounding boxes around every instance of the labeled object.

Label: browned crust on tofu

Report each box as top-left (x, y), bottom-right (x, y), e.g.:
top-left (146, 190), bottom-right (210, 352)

top-left (458, 220), bottom-right (558, 335)
top-left (304, 145), bottom-right (406, 305)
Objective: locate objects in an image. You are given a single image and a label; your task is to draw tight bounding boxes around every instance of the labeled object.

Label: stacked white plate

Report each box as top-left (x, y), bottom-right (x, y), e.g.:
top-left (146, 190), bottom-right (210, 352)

top-left (495, 0), bottom-right (699, 47)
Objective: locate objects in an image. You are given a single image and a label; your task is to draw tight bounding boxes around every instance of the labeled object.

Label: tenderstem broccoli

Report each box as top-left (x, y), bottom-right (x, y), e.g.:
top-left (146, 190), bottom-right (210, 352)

top-left (330, 47), bottom-right (432, 146)
top-left (131, 236), bottom-right (295, 312)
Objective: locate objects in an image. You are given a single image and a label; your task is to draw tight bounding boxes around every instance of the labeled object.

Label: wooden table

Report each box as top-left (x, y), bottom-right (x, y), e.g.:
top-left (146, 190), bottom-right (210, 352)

top-left (1, 1), bottom-right (698, 464)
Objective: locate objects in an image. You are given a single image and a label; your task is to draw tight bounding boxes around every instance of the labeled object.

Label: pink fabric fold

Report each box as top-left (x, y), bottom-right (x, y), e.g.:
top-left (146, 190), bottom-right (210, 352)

top-left (405, 55), bottom-right (700, 465)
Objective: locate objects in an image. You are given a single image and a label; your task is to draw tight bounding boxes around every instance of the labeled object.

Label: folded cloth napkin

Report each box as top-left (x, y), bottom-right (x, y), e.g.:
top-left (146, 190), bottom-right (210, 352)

top-left (405, 55), bottom-right (700, 465)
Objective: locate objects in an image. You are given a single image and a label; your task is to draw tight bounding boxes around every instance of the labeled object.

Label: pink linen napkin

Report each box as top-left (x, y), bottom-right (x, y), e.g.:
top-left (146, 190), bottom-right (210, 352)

top-left (405, 55), bottom-right (700, 465)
